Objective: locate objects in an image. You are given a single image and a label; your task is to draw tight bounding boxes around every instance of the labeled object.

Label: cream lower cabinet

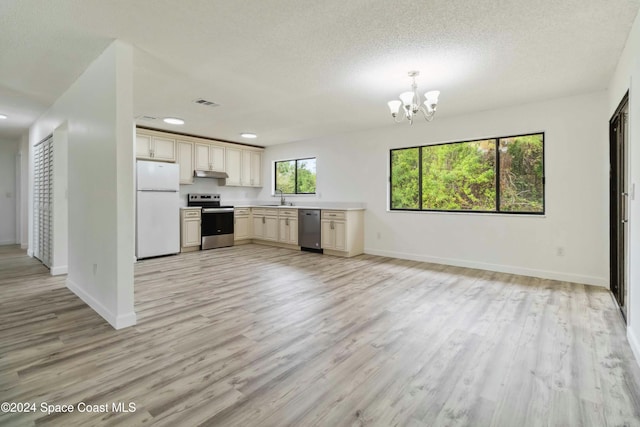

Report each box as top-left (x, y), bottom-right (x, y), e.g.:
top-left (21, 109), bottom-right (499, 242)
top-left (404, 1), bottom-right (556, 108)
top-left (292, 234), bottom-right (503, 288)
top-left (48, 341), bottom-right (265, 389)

top-left (322, 218), bottom-right (346, 251)
top-left (321, 210), bottom-right (364, 257)
top-left (251, 208), bottom-right (278, 241)
top-left (234, 208), bottom-right (251, 242)
top-left (180, 208), bottom-right (201, 252)
top-left (277, 209), bottom-right (298, 245)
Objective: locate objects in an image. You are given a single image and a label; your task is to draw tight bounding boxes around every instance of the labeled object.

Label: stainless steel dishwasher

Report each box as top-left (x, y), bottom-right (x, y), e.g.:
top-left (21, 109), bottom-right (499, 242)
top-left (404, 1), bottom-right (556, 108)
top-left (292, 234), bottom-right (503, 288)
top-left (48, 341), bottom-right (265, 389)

top-left (298, 209), bottom-right (322, 252)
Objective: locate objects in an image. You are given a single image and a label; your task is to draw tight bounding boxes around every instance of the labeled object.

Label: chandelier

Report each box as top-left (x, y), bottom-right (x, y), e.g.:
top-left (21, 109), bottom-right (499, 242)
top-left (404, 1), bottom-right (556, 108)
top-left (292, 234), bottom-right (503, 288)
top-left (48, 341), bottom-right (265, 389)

top-left (387, 71), bottom-right (440, 124)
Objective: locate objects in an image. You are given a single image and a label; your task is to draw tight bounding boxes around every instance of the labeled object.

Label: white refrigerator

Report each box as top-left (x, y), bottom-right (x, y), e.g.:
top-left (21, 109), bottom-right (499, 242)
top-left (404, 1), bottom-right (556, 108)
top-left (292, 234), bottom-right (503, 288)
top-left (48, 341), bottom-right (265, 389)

top-left (136, 160), bottom-right (180, 259)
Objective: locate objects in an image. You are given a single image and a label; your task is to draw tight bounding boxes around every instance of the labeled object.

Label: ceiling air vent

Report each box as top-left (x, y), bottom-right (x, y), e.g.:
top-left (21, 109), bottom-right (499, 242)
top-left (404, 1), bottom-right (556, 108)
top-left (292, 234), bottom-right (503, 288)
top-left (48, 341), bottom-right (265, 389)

top-left (136, 115), bottom-right (158, 121)
top-left (193, 99), bottom-right (220, 107)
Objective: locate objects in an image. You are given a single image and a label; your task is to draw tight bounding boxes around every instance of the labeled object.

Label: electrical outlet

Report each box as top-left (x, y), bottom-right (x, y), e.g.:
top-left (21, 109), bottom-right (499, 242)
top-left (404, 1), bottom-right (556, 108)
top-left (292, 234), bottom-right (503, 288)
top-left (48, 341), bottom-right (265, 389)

top-left (556, 247), bottom-right (564, 257)
top-left (93, 263), bottom-right (98, 275)
top-left (377, 232), bottom-right (381, 239)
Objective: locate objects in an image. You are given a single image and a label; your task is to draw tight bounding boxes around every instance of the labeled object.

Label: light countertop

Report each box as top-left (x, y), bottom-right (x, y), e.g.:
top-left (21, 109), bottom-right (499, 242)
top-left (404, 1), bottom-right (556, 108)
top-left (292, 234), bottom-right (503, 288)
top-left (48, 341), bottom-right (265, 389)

top-left (234, 204), bottom-right (365, 211)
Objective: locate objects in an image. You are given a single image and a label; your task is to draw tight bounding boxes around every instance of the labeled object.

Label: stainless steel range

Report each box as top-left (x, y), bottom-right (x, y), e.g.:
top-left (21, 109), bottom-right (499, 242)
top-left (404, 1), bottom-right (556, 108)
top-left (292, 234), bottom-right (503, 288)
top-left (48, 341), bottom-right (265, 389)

top-left (187, 193), bottom-right (234, 249)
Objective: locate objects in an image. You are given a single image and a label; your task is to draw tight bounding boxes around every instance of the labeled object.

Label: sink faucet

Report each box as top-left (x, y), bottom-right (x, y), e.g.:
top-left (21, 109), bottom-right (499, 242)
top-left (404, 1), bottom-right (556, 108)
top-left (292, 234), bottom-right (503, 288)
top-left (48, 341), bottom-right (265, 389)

top-left (275, 188), bottom-right (286, 205)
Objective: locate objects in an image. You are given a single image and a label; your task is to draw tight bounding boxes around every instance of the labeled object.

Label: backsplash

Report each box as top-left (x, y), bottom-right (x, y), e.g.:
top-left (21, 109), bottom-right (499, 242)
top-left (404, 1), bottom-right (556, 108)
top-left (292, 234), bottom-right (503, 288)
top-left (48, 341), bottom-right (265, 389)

top-left (178, 178), bottom-right (261, 206)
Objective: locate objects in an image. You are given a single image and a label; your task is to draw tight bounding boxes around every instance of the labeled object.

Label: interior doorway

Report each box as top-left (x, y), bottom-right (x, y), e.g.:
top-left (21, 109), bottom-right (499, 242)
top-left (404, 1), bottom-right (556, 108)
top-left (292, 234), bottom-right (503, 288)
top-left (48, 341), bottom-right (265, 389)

top-left (610, 92), bottom-right (629, 320)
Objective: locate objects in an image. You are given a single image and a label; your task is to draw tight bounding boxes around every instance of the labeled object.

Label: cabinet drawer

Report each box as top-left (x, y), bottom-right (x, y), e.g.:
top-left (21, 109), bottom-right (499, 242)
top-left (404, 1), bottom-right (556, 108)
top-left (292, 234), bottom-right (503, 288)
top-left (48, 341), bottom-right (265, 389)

top-left (278, 209), bottom-right (297, 218)
top-left (235, 208), bottom-right (250, 216)
top-left (322, 210), bottom-right (346, 220)
top-left (252, 208), bottom-right (265, 215)
top-left (264, 209), bottom-right (279, 216)
top-left (183, 210), bottom-right (201, 218)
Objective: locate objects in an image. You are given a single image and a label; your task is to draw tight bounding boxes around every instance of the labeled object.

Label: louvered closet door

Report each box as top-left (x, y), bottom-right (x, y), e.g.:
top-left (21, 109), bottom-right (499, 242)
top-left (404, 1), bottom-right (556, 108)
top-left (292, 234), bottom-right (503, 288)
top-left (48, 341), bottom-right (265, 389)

top-left (33, 136), bottom-right (53, 268)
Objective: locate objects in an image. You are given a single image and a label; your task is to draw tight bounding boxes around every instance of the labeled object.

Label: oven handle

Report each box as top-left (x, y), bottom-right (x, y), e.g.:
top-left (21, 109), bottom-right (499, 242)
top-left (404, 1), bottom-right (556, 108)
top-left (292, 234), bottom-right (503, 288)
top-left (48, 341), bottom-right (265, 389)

top-left (202, 208), bottom-right (235, 213)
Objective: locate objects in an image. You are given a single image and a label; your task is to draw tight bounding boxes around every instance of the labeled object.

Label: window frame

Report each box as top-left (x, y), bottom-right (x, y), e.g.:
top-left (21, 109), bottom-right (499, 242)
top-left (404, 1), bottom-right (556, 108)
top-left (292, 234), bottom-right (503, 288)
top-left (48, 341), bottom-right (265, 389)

top-left (274, 157), bottom-right (317, 195)
top-left (389, 132), bottom-right (545, 215)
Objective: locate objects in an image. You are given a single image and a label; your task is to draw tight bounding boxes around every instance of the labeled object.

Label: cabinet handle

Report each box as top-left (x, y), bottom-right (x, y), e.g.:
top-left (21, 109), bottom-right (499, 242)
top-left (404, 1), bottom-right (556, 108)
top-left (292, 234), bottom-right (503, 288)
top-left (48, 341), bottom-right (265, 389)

top-left (286, 218), bottom-right (289, 226)
top-left (330, 220), bottom-right (334, 230)
top-left (262, 216), bottom-right (265, 224)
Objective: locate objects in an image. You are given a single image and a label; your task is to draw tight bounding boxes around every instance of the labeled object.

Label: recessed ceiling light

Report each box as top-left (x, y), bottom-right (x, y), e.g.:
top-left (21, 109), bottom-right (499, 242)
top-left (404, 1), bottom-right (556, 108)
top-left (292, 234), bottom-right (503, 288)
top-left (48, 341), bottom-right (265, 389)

top-left (240, 133), bottom-right (257, 139)
top-left (0, 114), bottom-right (7, 120)
top-left (163, 117), bottom-right (184, 125)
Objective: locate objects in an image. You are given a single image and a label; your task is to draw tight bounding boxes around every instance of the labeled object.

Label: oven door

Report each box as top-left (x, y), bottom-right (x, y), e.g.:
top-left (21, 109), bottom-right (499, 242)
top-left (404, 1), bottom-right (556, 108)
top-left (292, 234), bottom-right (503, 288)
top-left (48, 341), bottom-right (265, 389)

top-left (201, 208), bottom-right (235, 249)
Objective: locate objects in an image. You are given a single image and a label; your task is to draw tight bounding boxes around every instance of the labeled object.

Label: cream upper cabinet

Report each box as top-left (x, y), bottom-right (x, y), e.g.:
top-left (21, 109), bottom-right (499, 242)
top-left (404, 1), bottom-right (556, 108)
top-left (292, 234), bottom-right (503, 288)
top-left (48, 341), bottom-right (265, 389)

top-left (136, 132), bottom-right (176, 162)
top-left (135, 128), bottom-right (264, 186)
top-left (228, 148), bottom-right (262, 187)
top-left (321, 210), bottom-right (364, 257)
top-left (136, 134), bottom-right (152, 158)
top-left (195, 143), bottom-right (225, 172)
top-left (153, 136), bottom-right (177, 161)
top-left (243, 150), bottom-right (262, 187)
top-left (225, 148), bottom-right (242, 186)
top-left (176, 140), bottom-right (194, 184)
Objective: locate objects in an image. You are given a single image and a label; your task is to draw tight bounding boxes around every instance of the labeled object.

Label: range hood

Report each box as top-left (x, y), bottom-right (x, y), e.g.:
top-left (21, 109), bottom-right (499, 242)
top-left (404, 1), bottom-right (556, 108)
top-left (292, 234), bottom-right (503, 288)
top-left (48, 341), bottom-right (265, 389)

top-left (193, 170), bottom-right (229, 179)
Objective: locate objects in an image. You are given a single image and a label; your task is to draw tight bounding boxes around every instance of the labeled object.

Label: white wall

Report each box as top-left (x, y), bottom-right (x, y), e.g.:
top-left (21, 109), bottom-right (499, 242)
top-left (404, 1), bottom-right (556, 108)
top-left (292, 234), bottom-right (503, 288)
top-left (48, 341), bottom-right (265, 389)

top-left (51, 124), bottom-right (68, 275)
top-left (29, 40), bottom-right (136, 329)
top-left (0, 139), bottom-right (19, 244)
top-left (260, 91), bottom-right (609, 286)
top-left (609, 10), bottom-right (640, 363)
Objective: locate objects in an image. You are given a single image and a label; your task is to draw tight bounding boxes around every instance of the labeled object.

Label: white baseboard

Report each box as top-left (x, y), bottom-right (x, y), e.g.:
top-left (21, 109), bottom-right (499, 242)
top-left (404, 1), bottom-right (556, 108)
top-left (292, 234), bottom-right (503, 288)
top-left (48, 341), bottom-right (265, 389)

top-left (20, 243), bottom-right (27, 250)
top-left (66, 278), bottom-right (137, 330)
top-left (0, 239), bottom-right (17, 245)
top-left (628, 327), bottom-right (640, 368)
top-left (27, 249), bottom-right (33, 257)
top-left (364, 248), bottom-right (608, 287)
top-left (50, 265), bottom-right (68, 276)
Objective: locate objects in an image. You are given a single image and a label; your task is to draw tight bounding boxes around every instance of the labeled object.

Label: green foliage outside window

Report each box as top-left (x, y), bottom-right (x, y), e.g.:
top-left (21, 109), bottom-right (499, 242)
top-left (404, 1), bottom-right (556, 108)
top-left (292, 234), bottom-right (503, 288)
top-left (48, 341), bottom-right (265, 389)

top-left (275, 158), bottom-right (316, 194)
top-left (390, 133), bottom-right (544, 213)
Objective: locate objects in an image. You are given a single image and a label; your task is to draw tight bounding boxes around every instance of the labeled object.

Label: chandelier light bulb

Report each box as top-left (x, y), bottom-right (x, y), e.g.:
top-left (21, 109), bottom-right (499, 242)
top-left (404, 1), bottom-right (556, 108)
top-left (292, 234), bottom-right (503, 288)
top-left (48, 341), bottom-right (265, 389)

top-left (399, 91), bottom-right (415, 107)
top-left (387, 100), bottom-right (402, 116)
top-left (425, 90), bottom-right (440, 105)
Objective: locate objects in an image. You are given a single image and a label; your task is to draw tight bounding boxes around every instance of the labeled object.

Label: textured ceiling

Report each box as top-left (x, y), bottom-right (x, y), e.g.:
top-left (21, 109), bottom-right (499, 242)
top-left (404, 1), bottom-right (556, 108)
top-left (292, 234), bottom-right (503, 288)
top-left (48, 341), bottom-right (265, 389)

top-left (0, 0), bottom-right (638, 144)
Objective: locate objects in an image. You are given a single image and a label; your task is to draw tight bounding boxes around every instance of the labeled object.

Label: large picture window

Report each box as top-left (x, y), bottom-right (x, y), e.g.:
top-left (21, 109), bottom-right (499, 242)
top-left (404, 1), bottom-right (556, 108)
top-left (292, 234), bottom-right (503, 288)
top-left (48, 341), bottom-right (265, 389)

top-left (390, 133), bottom-right (544, 214)
top-left (275, 157), bottom-right (316, 194)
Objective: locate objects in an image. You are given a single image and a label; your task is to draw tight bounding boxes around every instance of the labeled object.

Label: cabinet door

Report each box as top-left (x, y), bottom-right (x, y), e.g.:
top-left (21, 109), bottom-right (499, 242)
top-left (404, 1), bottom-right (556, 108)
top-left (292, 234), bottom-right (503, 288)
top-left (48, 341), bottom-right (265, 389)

top-left (252, 216), bottom-right (265, 239)
top-left (183, 218), bottom-right (201, 247)
top-left (136, 134), bottom-right (152, 159)
top-left (153, 136), bottom-right (176, 161)
top-left (241, 150), bottom-right (252, 186)
top-left (264, 216), bottom-right (278, 241)
top-left (334, 221), bottom-right (346, 251)
top-left (278, 218), bottom-right (288, 242)
top-left (235, 216), bottom-right (249, 240)
top-left (194, 143), bottom-right (211, 170)
top-left (288, 218), bottom-right (298, 245)
top-left (250, 151), bottom-right (262, 187)
top-left (321, 220), bottom-right (334, 249)
top-left (225, 148), bottom-right (242, 186)
top-left (210, 145), bottom-right (225, 172)
top-left (177, 141), bottom-right (194, 184)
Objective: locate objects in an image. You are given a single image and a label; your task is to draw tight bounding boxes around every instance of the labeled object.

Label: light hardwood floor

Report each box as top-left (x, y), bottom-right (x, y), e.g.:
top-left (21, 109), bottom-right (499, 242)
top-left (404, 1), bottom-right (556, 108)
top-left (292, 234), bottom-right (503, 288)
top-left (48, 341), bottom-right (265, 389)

top-left (2, 243), bottom-right (640, 426)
